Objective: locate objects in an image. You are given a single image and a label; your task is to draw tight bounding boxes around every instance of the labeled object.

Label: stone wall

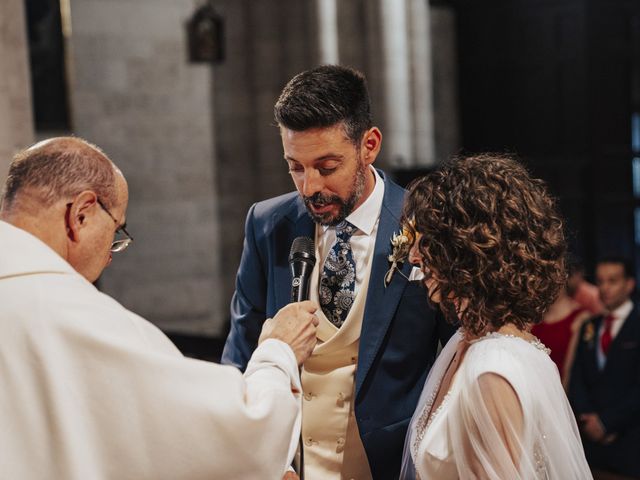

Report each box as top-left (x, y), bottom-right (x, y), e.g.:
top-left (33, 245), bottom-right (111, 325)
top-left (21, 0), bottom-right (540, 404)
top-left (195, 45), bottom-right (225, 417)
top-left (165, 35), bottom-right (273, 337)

top-left (0, 0), bottom-right (34, 183)
top-left (64, 0), bottom-right (458, 337)
top-left (431, 4), bottom-right (460, 162)
top-left (69, 0), bottom-right (223, 335)
top-left (211, 0), bottom-right (320, 307)
top-left (211, 0), bottom-right (459, 305)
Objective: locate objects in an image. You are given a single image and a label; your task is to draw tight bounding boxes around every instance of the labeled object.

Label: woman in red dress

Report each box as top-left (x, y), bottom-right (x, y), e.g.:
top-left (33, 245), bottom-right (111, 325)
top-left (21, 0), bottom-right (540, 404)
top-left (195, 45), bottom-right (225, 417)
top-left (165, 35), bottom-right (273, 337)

top-left (531, 285), bottom-right (592, 389)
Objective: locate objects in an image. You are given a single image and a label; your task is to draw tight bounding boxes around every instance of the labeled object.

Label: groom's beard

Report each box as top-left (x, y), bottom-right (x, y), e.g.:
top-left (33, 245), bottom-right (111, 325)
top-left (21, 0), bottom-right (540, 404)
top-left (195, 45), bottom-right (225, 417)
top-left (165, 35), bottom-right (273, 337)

top-left (303, 162), bottom-right (367, 226)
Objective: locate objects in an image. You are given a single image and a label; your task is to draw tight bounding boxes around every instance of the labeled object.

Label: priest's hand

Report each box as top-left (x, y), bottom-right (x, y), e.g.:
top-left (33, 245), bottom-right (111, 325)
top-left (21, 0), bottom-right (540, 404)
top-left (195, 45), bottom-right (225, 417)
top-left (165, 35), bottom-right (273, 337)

top-left (259, 300), bottom-right (319, 365)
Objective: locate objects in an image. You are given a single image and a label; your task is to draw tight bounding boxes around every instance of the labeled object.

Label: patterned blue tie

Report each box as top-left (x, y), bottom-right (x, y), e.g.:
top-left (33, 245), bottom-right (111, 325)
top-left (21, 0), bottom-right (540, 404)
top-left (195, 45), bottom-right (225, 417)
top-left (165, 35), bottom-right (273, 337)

top-left (320, 221), bottom-right (357, 328)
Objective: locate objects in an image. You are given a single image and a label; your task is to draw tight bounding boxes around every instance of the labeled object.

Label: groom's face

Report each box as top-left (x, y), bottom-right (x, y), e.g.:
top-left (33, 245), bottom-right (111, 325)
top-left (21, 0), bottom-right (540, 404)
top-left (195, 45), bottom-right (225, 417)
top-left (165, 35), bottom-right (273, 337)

top-left (281, 123), bottom-right (378, 226)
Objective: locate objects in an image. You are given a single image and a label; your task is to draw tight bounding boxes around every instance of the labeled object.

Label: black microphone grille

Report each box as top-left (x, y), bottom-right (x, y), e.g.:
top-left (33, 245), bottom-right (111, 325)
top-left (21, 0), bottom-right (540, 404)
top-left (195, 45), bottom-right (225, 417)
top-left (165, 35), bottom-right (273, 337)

top-left (289, 236), bottom-right (316, 266)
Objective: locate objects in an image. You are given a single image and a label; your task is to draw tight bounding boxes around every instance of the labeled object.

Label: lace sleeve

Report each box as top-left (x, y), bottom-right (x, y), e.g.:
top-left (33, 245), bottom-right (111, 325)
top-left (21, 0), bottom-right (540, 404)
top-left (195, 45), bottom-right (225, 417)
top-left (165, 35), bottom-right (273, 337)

top-left (446, 338), bottom-right (593, 480)
top-left (403, 336), bottom-right (592, 480)
top-left (448, 372), bottom-right (525, 479)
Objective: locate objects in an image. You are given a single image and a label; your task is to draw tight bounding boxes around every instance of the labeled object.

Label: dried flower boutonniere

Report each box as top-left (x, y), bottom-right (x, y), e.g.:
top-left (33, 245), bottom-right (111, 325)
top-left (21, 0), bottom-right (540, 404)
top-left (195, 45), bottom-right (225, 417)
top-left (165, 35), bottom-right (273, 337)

top-left (384, 228), bottom-right (412, 287)
top-left (583, 322), bottom-right (595, 346)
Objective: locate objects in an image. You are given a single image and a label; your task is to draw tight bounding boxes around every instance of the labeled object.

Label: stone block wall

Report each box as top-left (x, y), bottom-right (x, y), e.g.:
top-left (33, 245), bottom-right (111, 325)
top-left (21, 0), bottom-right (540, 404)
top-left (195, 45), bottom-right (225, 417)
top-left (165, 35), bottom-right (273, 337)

top-left (211, 0), bottom-right (319, 307)
top-left (63, 0), bottom-right (458, 337)
top-left (69, 0), bottom-right (223, 335)
top-left (0, 0), bottom-right (34, 183)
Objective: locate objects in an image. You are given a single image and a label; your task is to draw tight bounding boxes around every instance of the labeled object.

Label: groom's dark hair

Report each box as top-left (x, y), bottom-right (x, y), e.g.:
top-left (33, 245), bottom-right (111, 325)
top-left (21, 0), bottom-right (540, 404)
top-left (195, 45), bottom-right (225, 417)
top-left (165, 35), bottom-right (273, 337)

top-left (274, 65), bottom-right (372, 145)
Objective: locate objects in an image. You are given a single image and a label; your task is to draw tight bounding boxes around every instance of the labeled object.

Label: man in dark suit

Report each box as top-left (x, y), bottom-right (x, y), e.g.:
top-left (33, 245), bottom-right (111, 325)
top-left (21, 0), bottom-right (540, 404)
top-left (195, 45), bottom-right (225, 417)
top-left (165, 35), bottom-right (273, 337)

top-left (221, 65), bottom-right (451, 479)
top-left (570, 256), bottom-right (640, 479)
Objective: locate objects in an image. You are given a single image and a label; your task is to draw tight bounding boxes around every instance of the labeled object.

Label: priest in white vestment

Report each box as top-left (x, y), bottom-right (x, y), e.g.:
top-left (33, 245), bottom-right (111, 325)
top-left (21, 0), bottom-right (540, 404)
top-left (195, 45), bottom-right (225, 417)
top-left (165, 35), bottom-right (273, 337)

top-left (0, 137), bottom-right (319, 480)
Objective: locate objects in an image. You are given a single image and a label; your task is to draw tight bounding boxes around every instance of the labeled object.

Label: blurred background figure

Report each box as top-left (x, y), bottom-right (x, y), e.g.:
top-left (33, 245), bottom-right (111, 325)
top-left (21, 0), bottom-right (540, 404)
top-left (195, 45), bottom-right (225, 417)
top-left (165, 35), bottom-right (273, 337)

top-left (568, 256), bottom-right (605, 316)
top-left (532, 269), bottom-right (592, 389)
top-left (569, 256), bottom-right (640, 480)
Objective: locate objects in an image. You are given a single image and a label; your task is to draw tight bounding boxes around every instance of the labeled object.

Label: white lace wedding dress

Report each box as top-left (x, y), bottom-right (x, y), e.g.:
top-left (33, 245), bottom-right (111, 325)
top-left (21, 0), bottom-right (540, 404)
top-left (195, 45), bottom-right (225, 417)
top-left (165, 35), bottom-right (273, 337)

top-left (401, 330), bottom-right (592, 479)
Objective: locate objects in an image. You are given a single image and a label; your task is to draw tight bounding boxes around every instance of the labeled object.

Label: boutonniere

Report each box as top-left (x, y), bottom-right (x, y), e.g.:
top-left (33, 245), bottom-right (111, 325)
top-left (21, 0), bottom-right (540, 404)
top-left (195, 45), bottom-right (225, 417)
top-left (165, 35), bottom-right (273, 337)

top-left (384, 228), bottom-right (412, 287)
top-left (583, 322), bottom-right (595, 344)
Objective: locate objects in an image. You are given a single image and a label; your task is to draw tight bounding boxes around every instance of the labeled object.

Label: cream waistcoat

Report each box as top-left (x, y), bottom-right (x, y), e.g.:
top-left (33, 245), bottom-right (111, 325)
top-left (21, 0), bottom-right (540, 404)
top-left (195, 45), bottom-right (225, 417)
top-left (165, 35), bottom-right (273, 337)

top-left (300, 243), bottom-right (374, 480)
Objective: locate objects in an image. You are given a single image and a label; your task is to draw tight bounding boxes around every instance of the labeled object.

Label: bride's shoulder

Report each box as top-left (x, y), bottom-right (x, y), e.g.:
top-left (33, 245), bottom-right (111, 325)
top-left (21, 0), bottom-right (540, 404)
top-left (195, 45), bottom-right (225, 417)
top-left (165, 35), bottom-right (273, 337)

top-left (462, 333), bottom-right (551, 380)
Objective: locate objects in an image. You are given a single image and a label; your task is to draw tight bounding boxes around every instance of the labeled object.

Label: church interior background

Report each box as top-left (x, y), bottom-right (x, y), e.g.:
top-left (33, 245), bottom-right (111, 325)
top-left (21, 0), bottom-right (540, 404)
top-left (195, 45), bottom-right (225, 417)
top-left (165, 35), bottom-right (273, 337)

top-left (2, 0), bottom-right (638, 359)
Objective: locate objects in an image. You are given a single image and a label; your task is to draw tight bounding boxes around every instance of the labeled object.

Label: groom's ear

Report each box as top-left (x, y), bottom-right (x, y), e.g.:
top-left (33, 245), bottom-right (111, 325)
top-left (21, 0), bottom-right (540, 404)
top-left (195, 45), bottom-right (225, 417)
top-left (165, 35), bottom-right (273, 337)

top-left (361, 127), bottom-right (382, 165)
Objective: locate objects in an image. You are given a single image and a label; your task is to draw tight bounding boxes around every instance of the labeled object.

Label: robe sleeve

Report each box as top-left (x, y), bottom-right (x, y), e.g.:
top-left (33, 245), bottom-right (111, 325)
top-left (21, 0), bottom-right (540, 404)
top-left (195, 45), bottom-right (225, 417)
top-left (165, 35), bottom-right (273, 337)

top-left (13, 296), bottom-right (303, 480)
top-left (94, 333), bottom-right (303, 480)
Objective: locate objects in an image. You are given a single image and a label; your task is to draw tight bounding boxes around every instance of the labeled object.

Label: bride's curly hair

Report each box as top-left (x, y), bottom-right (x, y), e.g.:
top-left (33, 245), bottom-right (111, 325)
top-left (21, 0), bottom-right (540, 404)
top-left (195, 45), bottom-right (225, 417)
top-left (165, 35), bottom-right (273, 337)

top-left (402, 154), bottom-right (566, 336)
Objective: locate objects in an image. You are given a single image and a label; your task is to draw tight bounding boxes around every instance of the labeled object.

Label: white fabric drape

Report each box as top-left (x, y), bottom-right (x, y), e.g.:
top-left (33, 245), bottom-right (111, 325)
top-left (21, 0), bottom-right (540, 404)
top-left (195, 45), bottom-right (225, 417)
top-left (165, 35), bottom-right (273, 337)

top-left (401, 330), bottom-right (592, 479)
top-left (0, 220), bottom-right (301, 480)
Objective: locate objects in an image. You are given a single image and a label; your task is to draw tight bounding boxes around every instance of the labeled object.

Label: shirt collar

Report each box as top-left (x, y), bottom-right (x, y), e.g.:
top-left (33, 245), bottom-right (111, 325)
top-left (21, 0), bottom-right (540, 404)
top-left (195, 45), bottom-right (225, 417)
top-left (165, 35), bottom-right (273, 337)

top-left (610, 299), bottom-right (633, 321)
top-left (322, 166), bottom-right (384, 236)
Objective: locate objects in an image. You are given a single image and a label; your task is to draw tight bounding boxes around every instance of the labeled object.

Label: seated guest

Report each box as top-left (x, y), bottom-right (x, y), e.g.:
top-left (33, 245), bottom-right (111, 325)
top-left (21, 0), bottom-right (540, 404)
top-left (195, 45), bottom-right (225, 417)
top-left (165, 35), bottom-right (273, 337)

top-left (0, 137), bottom-right (319, 480)
top-left (570, 256), bottom-right (640, 479)
top-left (532, 280), bottom-right (591, 389)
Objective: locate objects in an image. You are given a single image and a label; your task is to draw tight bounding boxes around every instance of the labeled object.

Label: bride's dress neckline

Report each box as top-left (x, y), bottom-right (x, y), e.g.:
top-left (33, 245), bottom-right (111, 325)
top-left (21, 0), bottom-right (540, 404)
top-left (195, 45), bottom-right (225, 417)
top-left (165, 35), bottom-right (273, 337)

top-left (406, 328), bottom-right (592, 480)
top-left (470, 330), bottom-right (551, 354)
top-left (412, 331), bottom-right (551, 461)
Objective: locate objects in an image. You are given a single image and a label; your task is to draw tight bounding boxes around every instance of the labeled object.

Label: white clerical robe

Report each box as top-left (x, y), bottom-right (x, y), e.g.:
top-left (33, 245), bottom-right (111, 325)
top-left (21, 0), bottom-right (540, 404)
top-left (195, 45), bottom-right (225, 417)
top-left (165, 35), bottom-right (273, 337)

top-left (0, 220), bottom-right (300, 480)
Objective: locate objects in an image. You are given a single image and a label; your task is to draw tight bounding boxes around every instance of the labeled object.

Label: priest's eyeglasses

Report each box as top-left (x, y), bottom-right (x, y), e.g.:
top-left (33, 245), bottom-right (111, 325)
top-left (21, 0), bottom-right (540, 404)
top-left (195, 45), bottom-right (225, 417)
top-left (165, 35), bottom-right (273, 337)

top-left (97, 198), bottom-right (134, 253)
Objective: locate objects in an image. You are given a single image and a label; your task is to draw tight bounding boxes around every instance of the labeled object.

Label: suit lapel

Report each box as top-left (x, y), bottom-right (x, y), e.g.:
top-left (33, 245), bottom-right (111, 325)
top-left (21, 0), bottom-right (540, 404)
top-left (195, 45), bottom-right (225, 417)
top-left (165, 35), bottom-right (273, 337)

top-left (355, 176), bottom-right (410, 398)
top-left (604, 306), bottom-right (638, 368)
top-left (274, 199), bottom-right (315, 311)
top-left (586, 317), bottom-right (603, 375)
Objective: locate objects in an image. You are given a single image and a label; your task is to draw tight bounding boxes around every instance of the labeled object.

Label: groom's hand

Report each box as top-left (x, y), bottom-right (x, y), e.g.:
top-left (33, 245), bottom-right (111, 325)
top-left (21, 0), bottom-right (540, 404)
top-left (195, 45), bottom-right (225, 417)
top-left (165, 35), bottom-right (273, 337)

top-left (259, 301), bottom-right (319, 365)
top-left (282, 472), bottom-right (300, 480)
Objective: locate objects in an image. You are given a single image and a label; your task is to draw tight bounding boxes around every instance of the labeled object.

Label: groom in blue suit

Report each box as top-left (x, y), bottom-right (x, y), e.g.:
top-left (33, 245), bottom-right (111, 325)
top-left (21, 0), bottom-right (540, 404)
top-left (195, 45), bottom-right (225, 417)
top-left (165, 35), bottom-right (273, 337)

top-left (222, 65), bottom-right (452, 479)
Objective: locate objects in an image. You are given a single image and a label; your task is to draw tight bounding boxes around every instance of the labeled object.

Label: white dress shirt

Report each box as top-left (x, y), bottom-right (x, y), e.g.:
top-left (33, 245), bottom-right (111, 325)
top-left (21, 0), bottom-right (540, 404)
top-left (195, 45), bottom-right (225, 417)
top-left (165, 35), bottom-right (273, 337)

top-left (597, 299), bottom-right (633, 368)
top-left (316, 166), bottom-right (385, 294)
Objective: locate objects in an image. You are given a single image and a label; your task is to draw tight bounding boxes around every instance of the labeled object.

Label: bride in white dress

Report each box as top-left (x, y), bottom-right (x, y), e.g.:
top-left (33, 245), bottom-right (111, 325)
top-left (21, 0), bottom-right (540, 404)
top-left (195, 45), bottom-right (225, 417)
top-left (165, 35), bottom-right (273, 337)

top-left (399, 155), bottom-right (592, 479)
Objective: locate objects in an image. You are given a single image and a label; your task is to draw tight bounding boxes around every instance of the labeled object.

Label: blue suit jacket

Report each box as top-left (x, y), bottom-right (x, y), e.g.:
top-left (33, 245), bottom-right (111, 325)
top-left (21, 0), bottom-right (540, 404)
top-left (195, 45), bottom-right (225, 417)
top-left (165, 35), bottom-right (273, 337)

top-left (222, 171), bottom-right (453, 479)
top-left (569, 306), bottom-right (640, 477)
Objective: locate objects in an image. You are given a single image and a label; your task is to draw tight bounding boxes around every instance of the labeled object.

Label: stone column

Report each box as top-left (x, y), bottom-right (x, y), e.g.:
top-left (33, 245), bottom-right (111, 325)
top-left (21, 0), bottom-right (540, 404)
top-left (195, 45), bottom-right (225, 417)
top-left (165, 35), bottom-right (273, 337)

top-left (0, 0), bottom-right (34, 182)
top-left (377, 0), bottom-right (438, 168)
top-left (379, 0), bottom-right (414, 167)
top-left (317, 0), bottom-right (339, 64)
top-left (430, 4), bottom-right (460, 162)
top-left (409, 0), bottom-right (436, 166)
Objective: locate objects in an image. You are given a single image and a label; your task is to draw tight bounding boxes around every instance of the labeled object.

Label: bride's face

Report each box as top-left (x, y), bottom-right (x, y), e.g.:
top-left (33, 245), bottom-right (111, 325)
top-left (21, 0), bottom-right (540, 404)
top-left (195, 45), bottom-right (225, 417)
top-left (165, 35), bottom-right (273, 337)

top-left (409, 233), bottom-right (471, 316)
top-left (409, 233), bottom-right (442, 303)
top-left (424, 273), bottom-right (442, 304)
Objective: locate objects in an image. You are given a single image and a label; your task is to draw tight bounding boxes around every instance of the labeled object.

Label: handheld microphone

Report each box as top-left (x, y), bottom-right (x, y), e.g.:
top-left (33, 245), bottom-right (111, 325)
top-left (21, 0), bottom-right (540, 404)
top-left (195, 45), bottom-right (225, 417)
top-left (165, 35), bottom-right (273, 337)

top-left (289, 236), bottom-right (316, 302)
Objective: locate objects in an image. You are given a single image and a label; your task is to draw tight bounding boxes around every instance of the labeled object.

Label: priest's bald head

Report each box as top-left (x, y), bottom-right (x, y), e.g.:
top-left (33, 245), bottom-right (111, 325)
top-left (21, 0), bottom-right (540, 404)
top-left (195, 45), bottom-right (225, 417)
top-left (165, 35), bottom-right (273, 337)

top-left (1, 137), bottom-right (130, 282)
